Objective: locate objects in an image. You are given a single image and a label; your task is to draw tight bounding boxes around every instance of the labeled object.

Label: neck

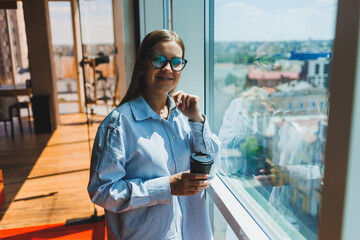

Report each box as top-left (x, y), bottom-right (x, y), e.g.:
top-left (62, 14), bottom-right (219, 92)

top-left (143, 91), bottom-right (168, 115)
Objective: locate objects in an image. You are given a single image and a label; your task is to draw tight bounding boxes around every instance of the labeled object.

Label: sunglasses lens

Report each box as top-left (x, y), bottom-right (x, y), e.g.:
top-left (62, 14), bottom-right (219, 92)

top-left (171, 58), bottom-right (185, 71)
top-left (150, 55), bottom-right (186, 71)
top-left (150, 55), bottom-right (166, 69)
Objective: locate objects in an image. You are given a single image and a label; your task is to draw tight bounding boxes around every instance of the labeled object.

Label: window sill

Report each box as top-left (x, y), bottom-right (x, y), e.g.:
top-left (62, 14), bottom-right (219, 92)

top-left (207, 175), bottom-right (270, 240)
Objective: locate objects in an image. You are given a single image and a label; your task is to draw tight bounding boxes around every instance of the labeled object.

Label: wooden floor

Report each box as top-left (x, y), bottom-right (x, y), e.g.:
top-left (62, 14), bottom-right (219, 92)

top-left (0, 113), bottom-right (105, 230)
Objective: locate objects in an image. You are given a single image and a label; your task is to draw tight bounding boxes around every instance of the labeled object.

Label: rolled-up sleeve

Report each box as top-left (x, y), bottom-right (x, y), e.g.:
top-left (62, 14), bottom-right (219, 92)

top-left (87, 126), bottom-right (172, 213)
top-left (188, 115), bottom-right (221, 158)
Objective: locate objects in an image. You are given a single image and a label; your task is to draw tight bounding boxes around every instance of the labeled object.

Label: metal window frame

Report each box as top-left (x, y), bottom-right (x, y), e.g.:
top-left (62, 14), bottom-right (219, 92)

top-left (162, 0), bottom-right (171, 30)
top-left (204, 0), bottom-right (214, 129)
top-left (319, 0), bottom-right (360, 239)
top-left (207, 176), bottom-right (270, 240)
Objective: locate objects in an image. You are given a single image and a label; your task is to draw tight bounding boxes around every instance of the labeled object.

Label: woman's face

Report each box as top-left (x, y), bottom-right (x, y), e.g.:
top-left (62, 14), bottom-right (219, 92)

top-left (142, 40), bottom-right (183, 97)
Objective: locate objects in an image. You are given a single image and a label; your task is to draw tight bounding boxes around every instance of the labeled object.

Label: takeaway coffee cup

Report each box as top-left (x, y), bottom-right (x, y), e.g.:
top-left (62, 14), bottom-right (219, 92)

top-left (190, 151), bottom-right (214, 174)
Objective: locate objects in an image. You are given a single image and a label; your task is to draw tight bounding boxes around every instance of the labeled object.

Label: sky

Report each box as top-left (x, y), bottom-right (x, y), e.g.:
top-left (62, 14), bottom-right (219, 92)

top-left (49, 0), bottom-right (114, 45)
top-left (215, 0), bottom-right (338, 42)
top-left (48, 0), bottom-right (338, 45)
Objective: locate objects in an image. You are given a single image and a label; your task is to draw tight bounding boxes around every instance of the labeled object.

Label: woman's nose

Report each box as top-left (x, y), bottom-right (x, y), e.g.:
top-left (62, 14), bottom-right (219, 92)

top-left (162, 61), bottom-right (172, 71)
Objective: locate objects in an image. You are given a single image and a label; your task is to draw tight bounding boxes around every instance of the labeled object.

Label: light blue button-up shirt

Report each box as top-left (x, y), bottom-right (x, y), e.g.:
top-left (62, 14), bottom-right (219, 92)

top-left (88, 96), bottom-right (220, 240)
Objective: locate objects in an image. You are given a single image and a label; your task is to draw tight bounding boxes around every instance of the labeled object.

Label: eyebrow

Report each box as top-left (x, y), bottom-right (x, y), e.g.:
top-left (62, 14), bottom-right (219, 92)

top-left (152, 53), bottom-right (183, 59)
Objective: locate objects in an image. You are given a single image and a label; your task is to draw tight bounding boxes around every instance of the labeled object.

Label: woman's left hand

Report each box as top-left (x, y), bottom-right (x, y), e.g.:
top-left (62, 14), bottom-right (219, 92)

top-left (254, 165), bottom-right (290, 186)
top-left (172, 90), bottom-right (204, 122)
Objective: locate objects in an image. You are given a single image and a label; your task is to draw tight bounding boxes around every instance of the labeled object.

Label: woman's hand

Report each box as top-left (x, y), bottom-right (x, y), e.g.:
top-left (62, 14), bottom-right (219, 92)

top-left (172, 90), bottom-right (204, 122)
top-left (254, 165), bottom-right (290, 186)
top-left (169, 171), bottom-right (210, 196)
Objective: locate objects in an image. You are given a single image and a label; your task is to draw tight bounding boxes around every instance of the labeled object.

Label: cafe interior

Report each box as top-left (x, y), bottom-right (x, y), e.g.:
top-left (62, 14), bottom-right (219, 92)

top-left (0, 0), bottom-right (360, 239)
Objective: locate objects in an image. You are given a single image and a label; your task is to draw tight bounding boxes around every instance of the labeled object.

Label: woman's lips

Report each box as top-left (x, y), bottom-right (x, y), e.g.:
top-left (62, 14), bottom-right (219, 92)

top-left (157, 76), bottom-right (173, 81)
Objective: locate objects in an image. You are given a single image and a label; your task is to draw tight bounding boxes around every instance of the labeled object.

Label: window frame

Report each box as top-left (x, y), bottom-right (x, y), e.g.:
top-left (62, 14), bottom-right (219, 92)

top-left (207, 175), bottom-right (270, 240)
top-left (318, 0), bottom-right (360, 239)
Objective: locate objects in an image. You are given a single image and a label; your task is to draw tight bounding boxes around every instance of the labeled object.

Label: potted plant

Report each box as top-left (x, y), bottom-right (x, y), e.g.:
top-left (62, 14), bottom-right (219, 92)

top-left (240, 136), bottom-right (272, 177)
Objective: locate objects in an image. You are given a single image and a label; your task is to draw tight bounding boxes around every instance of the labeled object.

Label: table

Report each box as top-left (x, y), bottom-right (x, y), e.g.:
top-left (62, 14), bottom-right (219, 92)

top-left (0, 88), bottom-right (31, 97)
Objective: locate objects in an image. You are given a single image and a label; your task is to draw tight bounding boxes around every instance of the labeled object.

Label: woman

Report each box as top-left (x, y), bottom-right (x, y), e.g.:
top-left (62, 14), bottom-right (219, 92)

top-left (88, 29), bottom-right (220, 240)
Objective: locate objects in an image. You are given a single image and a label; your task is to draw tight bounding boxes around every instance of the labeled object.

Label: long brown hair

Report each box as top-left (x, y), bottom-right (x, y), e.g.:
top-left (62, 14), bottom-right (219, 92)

top-left (119, 29), bottom-right (185, 106)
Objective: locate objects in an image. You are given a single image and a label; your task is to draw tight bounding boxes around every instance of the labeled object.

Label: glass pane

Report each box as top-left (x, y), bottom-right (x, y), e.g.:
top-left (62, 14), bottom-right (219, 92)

top-left (0, 4), bottom-right (31, 87)
top-left (79, 0), bottom-right (116, 115)
top-left (49, 1), bottom-right (79, 114)
top-left (213, 0), bottom-right (337, 239)
top-left (0, 10), bottom-right (12, 85)
top-left (7, 2), bottom-right (31, 87)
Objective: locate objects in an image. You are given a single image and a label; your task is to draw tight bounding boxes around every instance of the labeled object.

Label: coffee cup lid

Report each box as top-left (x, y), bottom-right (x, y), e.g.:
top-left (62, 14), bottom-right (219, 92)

top-left (191, 152), bottom-right (213, 164)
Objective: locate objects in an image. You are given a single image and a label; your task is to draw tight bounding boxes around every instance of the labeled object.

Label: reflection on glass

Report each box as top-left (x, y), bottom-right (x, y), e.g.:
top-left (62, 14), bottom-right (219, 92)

top-left (213, 0), bottom-right (337, 239)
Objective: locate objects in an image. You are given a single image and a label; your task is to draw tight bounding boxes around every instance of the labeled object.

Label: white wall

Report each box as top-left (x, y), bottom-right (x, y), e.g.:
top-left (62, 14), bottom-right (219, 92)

top-left (123, 0), bottom-right (137, 86)
top-left (137, 0), bottom-right (206, 112)
top-left (139, 0), bottom-right (164, 40)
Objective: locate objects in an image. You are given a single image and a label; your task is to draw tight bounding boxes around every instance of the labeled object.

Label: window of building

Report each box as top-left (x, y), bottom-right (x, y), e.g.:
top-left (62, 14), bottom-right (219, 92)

top-left (315, 64), bottom-right (320, 74)
top-left (324, 63), bottom-right (330, 74)
top-left (210, 0), bottom-right (337, 239)
top-left (48, 0), bottom-right (79, 115)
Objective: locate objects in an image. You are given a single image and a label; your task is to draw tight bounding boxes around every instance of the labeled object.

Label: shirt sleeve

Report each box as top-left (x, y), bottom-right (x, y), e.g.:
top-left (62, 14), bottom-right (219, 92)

top-left (188, 115), bottom-right (221, 160)
top-left (87, 126), bottom-right (172, 213)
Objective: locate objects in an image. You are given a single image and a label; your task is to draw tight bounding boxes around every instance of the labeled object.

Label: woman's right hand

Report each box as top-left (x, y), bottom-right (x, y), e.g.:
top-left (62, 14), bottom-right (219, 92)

top-left (169, 171), bottom-right (211, 196)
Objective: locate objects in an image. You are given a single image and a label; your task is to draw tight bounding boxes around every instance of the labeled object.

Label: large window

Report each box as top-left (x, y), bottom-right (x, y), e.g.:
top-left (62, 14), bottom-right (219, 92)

top-left (79, 0), bottom-right (117, 116)
top-left (49, 1), bottom-right (79, 115)
top-left (212, 0), bottom-right (337, 239)
top-left (0, 2), bottom-right (30, 86)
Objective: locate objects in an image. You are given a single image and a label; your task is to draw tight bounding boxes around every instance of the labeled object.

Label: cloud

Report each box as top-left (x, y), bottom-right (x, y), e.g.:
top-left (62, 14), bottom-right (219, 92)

top-left (314, 0), bottom-right (337, 7)
top-left (80, 18), bottom-right (114, 44)
top-left (50, 19), bottom-right (73, 45)
top-left (215, 2), bottom-right (274, 41)
top-left (49, 5), bottom-right (70, 13)
top-left (215, 0), bottom-right (337, 41)
top-left (221, 2), bottom-right (270, 19)
top-left (288, 7), bottom-right (317, 14)
top-left (263, 0), bottom-right (286, 2)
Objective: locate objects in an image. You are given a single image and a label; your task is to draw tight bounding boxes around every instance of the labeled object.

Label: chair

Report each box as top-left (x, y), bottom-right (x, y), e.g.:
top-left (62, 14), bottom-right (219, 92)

top-left (0, 96), bottom-right (24, 141)
top-left (17, 79), bottom-right (32, 131)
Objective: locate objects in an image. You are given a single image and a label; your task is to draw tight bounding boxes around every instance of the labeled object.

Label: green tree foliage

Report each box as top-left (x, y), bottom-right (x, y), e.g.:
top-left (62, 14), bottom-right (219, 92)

top-left (224, 73), bottom-right (237, 86)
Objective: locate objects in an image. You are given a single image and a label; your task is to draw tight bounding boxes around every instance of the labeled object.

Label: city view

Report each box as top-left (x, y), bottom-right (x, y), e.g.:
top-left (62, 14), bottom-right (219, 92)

top-left (213, 1), bottom-right (336, 238)
top-left (214, 40), bottom-right (330, 239)
top-left (213, 39), bottom-right (331, 132)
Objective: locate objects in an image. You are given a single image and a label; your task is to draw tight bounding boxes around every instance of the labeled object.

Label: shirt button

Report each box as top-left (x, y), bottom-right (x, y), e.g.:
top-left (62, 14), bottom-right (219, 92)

top-left (172, 136), bottom-right (175, 139)
top-left (177, 158), bottom-right (181, 161)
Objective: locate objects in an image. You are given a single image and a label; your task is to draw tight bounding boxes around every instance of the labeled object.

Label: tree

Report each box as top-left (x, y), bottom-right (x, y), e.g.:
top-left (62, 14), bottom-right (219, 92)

top-left (225, 73), bottom-right (237, 86)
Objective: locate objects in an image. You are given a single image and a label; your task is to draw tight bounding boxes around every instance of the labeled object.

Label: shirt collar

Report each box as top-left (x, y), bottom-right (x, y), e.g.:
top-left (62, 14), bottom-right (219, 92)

top-left (129, 95), bottom-right (178, 121)
top-left (168, 95), bottom-right (177, 111)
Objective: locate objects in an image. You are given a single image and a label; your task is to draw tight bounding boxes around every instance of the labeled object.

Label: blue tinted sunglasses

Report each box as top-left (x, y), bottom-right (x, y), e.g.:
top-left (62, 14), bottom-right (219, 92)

top-left (149, 55), bottom-right (187, 72)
